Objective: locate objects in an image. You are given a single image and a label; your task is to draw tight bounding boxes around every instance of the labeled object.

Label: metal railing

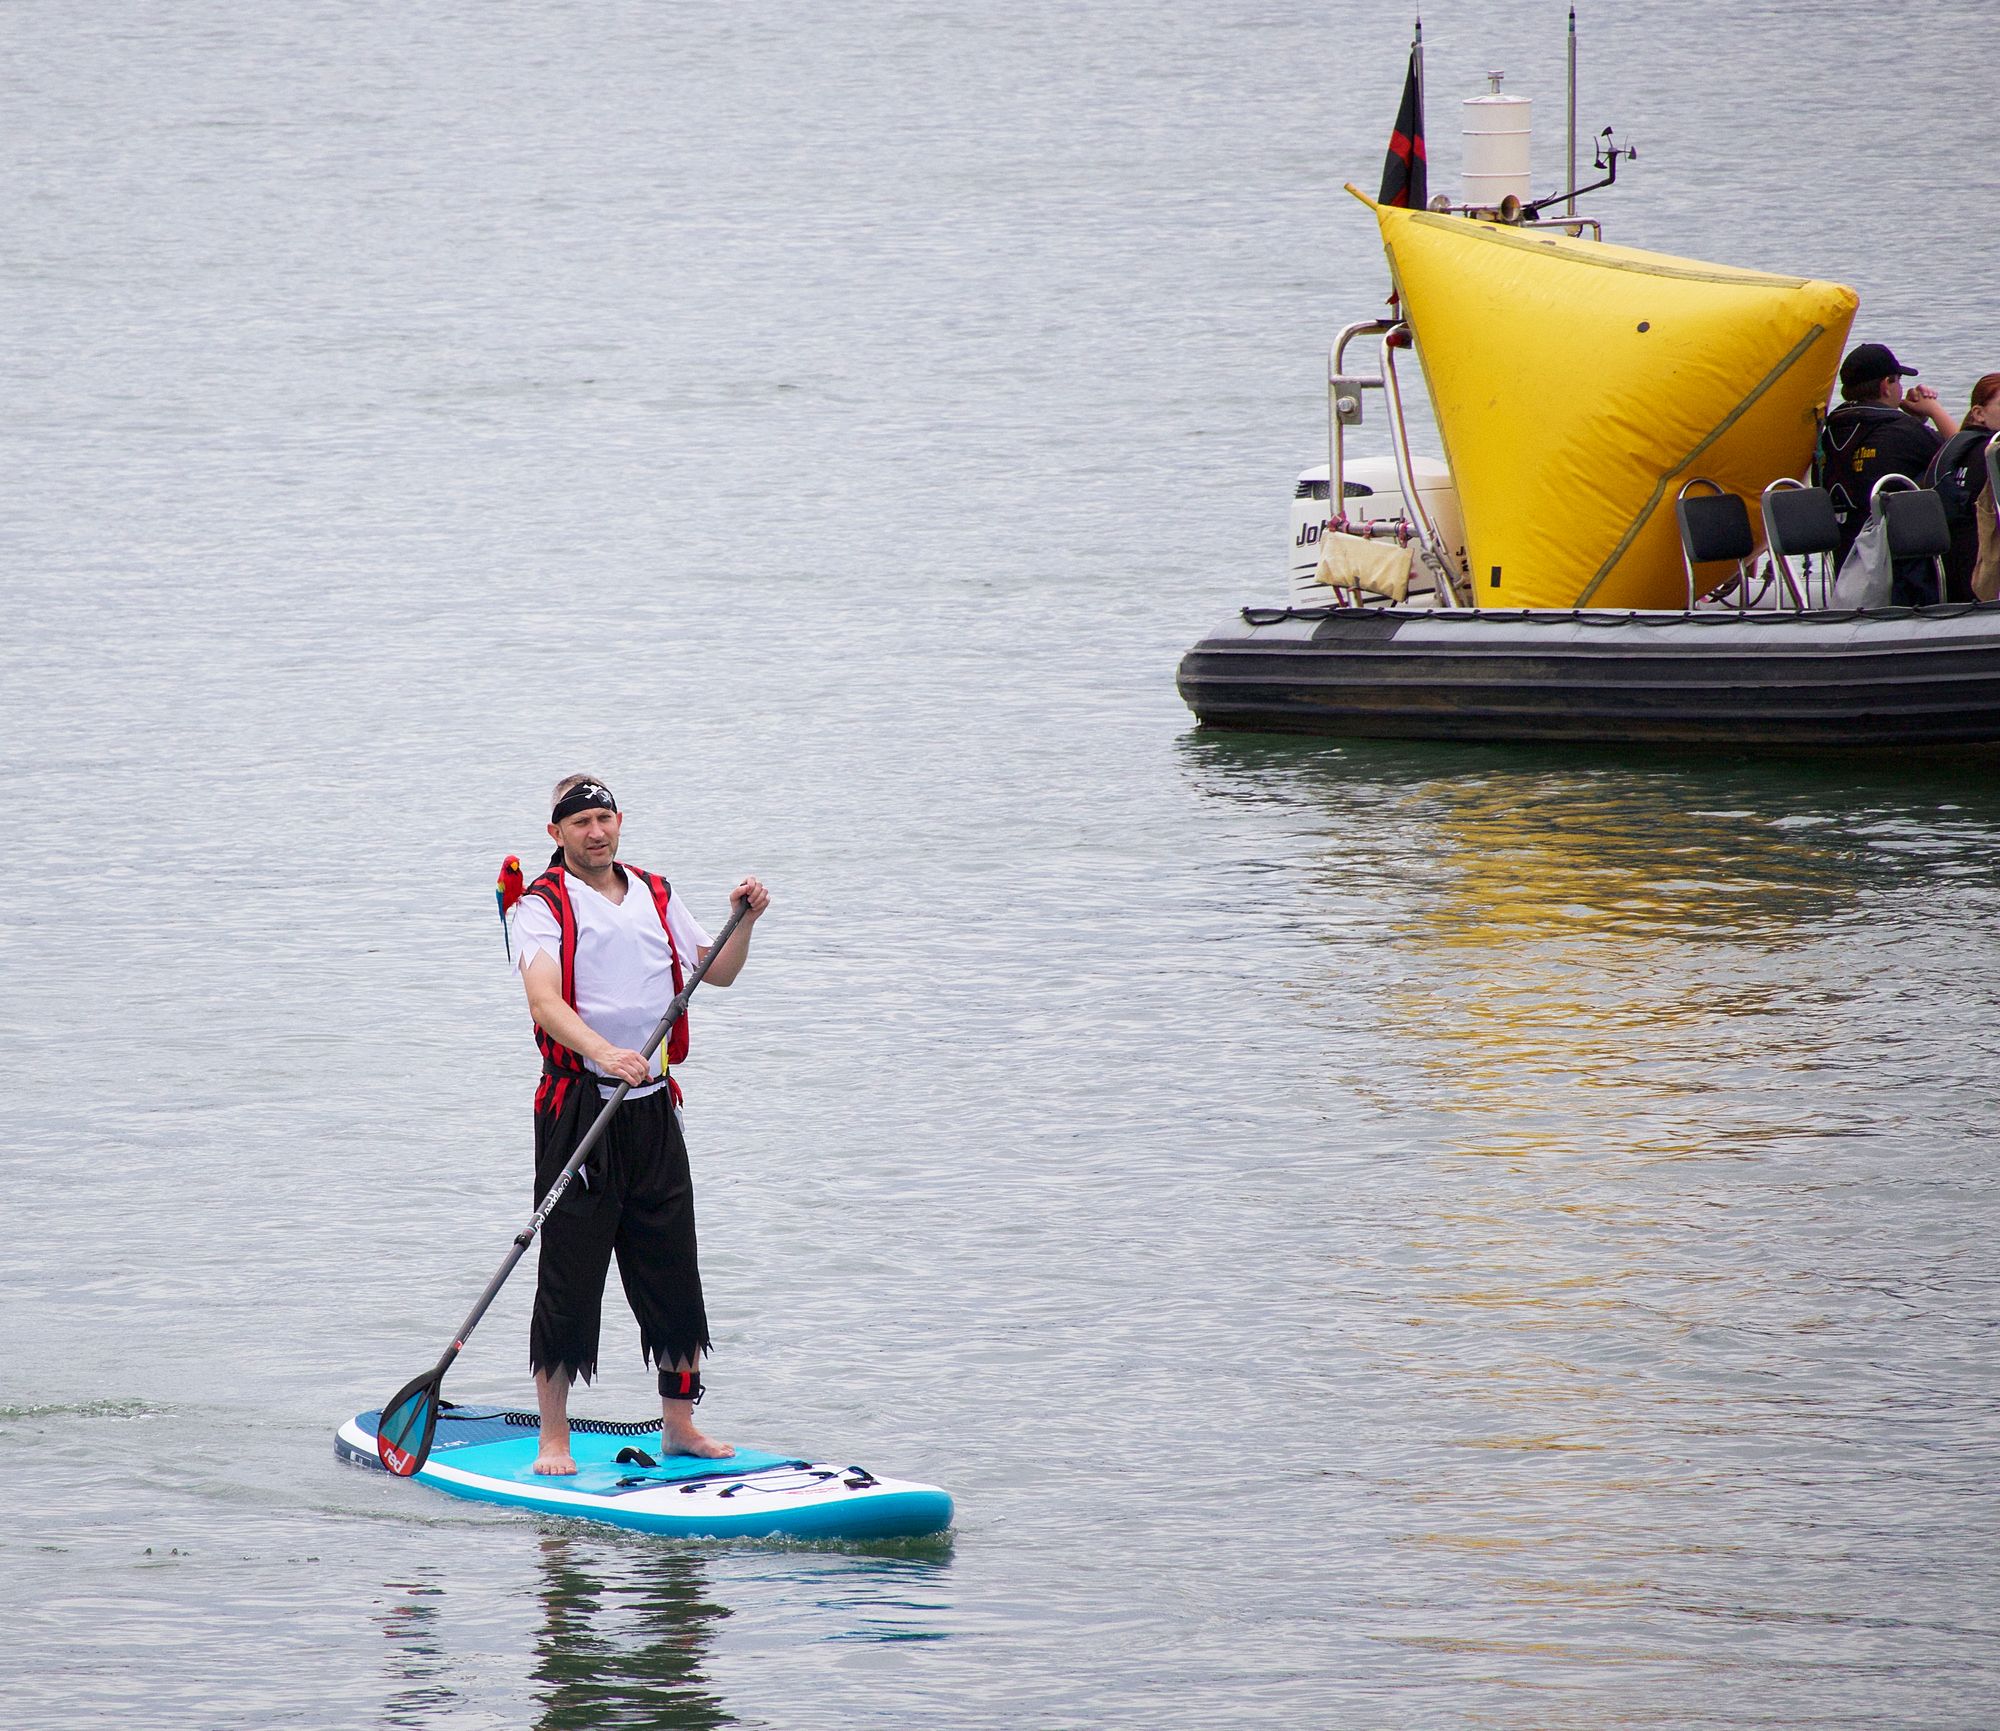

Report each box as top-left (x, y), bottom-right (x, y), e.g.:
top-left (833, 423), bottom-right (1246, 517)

top-left (1324, 318), bottom-right (1466, 608)
top-left (1380, 326), bottom-right (1465, 605)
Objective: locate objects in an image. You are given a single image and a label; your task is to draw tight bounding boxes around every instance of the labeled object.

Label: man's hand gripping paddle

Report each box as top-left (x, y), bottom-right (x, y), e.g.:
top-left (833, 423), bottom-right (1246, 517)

top-left (375, 898), bottom-right (753, 1476)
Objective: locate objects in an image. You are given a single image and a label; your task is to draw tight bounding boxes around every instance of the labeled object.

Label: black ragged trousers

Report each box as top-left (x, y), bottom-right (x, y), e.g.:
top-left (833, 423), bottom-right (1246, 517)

top-left (529, 1078), bottom-right (711, 1383)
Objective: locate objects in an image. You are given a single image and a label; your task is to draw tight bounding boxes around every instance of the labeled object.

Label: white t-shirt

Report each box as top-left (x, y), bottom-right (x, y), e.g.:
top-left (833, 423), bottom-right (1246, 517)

top-left (514, 867), bottom-right (712, 1095)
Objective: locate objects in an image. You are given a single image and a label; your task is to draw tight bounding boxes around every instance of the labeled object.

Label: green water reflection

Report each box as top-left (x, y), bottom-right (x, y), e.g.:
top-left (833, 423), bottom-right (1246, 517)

top-left (374, 1541), bottom-right (731, 1729)
top-left (529, 1536), bottom-right (732, 1731)
top-left (374, 1532), bottom-right (961, 1726)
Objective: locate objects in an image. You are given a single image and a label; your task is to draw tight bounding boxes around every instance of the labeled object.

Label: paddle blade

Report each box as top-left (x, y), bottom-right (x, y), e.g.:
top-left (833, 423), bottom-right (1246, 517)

top-left (376, 1370), bottom-right (442, 1476)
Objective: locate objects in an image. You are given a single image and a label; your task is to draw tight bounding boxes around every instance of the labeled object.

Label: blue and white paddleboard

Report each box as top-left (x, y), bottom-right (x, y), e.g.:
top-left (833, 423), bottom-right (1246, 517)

top-left (335, 1405), bottom-right (953, 1541)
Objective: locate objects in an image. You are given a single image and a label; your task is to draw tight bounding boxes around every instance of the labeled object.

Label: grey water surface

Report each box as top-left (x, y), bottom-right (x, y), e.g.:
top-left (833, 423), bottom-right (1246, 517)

top-left (6, 2), bottom-right (2000, 1726)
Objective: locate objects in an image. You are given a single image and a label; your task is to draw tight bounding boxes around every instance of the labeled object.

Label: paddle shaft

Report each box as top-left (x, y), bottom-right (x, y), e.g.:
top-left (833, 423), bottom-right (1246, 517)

top-left (427, 898), bottom-right (753, 1382)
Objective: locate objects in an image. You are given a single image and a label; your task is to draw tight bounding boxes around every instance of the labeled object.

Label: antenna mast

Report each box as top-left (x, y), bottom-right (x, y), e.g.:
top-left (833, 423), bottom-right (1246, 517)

top-left (1566, 8), bottom-right (1578, 218)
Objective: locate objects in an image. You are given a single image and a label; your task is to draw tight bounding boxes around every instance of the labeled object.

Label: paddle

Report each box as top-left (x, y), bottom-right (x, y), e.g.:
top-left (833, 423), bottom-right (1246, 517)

top-left (376, 896), bottom-right (754, 1476)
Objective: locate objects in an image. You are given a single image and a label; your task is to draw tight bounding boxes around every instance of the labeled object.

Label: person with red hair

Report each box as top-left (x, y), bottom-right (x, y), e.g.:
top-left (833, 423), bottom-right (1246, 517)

top-left (1927, 374), bottom-right (2000, 600)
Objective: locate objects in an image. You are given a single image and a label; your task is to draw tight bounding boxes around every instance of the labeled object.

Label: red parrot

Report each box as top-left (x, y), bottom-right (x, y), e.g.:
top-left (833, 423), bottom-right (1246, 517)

top-left (496, 855), bottom-right (525, 958)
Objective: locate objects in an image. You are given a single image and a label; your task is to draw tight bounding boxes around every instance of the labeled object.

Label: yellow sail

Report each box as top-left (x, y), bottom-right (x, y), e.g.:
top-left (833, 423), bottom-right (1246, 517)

top-left (1359, 191), bottom-right (1857, 610)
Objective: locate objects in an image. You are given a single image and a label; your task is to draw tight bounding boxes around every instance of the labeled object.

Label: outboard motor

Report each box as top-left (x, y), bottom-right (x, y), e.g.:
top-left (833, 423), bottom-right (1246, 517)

top-left (1289, 455), bottom-right (1465, 604)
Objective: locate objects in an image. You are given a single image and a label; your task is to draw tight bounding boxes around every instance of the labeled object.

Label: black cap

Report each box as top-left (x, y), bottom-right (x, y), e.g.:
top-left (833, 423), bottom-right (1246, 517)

top-left (1841, 342), bottom-right (1918, 394)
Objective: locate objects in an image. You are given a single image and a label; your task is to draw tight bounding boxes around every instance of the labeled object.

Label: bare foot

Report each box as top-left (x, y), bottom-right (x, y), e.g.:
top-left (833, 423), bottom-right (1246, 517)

top-left (662, 1425), bottom-right (733, 1459)
top-left (533, 1368), bottom-right (578, 1475)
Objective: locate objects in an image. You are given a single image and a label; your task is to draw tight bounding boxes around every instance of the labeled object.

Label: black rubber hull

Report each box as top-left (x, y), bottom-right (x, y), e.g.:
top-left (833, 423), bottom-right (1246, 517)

top-left (1176, 606), bottom-right (2000, 748)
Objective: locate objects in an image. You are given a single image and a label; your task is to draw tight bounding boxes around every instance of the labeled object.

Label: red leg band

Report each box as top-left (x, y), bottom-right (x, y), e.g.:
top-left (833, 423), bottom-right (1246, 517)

top-left (659, 1369), bottom-right (703, 1403)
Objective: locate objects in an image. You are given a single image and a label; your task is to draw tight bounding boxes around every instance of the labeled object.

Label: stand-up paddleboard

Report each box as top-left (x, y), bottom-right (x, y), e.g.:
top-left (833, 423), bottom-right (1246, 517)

top-left (336, 1404), bottom-right (952, 1541)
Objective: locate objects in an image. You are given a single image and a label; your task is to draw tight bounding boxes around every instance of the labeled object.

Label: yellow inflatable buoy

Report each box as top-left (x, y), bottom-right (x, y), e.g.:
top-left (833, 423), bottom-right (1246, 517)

top-left (1354, 189), bottom-right (1857, 610)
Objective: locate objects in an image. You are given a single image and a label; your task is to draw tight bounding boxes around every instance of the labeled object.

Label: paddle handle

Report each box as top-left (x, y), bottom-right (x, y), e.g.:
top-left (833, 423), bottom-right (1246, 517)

top-left (439, 897), bottom-right (755, 1363)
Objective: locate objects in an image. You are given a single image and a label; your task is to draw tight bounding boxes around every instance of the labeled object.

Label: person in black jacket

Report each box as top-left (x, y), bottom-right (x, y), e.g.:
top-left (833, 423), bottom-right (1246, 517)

top-left (1926, 373), bottom-right (2000, 600)
top-left (1819, 343), bottom-right (1959, 600)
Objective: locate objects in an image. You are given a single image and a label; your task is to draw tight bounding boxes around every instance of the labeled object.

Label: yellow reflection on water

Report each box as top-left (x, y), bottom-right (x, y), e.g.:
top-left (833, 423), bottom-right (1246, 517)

top-left (1383, 771), bottom-right (1865, 1163)
top-left (1186, 736), bottom-right (2000, 1646)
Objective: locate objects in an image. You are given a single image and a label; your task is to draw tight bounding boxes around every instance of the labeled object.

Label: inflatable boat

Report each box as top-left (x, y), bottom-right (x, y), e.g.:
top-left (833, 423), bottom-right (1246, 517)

top-left (1179, 601), bottom-right (2000, 747)
top-left (1177, 107), bottom-right (2000, 751)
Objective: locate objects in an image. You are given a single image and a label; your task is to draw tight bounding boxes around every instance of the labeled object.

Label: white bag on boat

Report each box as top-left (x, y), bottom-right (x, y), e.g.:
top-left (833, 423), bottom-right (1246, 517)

top-left (1316, 531), bottom-right (1413, 603)
top-left (1830, 513), bottom-right (1893, 609)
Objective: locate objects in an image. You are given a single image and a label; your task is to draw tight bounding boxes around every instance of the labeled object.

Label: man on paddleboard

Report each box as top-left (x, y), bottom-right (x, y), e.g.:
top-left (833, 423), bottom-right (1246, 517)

top-left (512, 774), bottom-right (768, 1473)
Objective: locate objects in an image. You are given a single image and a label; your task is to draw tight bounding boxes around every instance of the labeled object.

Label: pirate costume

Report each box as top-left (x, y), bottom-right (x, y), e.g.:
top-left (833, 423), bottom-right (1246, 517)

top-left (514, 780), bottom-right (715, 1394)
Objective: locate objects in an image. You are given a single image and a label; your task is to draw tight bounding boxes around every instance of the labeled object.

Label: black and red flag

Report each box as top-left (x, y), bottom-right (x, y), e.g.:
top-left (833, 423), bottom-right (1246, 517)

top-left (1378, 26), bottom-right (1427, 209)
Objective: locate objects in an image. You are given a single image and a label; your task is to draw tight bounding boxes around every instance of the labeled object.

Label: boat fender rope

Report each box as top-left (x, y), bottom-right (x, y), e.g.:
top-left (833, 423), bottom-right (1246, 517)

top-left (1238, 601), bottom-right (1996, 629)
top-left (660, 1368), bottom-right (704, 1403)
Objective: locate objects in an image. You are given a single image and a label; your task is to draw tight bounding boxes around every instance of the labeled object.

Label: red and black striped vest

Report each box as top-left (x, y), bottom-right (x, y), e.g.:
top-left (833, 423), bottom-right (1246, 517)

top-left (522, 855), bottom-right (690, 1086)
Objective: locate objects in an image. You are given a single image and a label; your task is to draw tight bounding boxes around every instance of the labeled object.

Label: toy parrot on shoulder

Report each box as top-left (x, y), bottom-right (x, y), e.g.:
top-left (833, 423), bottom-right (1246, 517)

top-left (496, 855), bottom-right (525, 959)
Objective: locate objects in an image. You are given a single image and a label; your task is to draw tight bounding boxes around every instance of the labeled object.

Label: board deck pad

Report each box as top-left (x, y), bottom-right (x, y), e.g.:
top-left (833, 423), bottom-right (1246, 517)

top-left (336, 1404), bottom-right (953, 1541)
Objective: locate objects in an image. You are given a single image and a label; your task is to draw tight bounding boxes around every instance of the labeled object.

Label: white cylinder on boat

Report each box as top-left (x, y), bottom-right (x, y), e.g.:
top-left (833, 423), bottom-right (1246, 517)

top-left (1462, 73), bottom-right (1532, 208)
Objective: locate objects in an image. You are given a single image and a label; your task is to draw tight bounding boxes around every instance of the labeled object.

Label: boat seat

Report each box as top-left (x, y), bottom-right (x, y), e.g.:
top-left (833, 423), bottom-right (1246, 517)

top-left (1871, 476), bottom-right (1952, 605)
top-left (1760, 481), bottom-right (1838, 608)
top-left (1880, 487), bottom-right (1951, 559)
top-left (1761, 484), bottom-right (1839, 559)
top-left (1675, 479), bottom-right (1755, 609)
top-left (1677, 490), bottom-right (1754, 564)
